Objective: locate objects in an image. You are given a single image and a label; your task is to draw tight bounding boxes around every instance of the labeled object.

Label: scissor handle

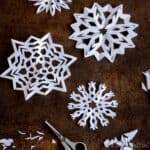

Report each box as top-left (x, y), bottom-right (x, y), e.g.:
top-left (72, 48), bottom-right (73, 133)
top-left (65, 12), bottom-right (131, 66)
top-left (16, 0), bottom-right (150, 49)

top-left (74, 142), bottom-right (87, 150)
top-left (62, 138), bottom-right (87, 150)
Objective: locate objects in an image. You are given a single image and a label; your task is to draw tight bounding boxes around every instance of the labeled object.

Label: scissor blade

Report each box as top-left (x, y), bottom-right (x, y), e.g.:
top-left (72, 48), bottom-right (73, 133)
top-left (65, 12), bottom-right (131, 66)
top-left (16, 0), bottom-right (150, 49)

top-left (62, 141), bottom-right (74, 150)
top-left (45, 120), bottom-right (64, 141)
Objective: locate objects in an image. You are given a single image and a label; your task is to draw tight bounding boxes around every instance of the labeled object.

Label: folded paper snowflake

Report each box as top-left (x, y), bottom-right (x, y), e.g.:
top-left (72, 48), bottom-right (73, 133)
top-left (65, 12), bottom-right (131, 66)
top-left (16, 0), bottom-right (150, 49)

top-left (0, 33), bottom-right (76, 100)
top-left (69, 3), bottom-right (138, 63)
top-left (104, 129), bottom-right (138, 150)
top-left (30, 0), bottom-right (72, 16)
top-left (68, 81), bottom-right (118, 130)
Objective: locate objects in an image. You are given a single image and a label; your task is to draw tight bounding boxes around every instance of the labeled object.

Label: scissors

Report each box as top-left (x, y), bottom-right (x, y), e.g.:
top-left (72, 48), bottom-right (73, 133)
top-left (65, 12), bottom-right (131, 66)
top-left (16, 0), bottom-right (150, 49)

top-left (45, 120), bottom-right (87, 150)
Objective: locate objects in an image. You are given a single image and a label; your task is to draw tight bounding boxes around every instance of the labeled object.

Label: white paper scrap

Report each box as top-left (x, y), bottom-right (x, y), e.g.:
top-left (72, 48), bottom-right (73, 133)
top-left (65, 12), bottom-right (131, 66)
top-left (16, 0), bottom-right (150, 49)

top-left (141, 69), bottom-right (150, 92)
top-left (0, 138), bottom-right (14, 150)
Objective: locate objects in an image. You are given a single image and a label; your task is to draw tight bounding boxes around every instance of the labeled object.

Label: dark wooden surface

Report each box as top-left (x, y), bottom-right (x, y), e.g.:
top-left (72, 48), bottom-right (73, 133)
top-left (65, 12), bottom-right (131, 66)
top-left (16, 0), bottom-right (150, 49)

top-left (0, 0), bottom-right (150, 149)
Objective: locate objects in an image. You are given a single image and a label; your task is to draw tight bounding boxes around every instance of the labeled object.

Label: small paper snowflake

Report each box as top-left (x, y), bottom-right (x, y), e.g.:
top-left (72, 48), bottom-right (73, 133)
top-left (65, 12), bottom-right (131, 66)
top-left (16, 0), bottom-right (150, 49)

top-left (104, 129), bottom-right (138, 150)
top-left (0, 33), bottom-right (76, 100)
top-left (69, 3), bottom-right (138, 63)
top-left (30, 0), bottom-right (72, 16)
top-left (68, 81), bottom-right (118, 130)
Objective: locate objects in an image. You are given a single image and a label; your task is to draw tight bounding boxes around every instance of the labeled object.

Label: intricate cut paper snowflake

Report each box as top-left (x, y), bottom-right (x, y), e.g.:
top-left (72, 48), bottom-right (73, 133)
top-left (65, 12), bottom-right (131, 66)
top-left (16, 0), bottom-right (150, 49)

top-left (68, 81), bottom-right (118, 130)
top-left (0, 33), bottom-right (76, 100)
top-left (30, 0), bottom-right (72, 16)
top-left (69, 3), bottom-right (138, 63)
top-left (104, 129), bottom-right (138, 150)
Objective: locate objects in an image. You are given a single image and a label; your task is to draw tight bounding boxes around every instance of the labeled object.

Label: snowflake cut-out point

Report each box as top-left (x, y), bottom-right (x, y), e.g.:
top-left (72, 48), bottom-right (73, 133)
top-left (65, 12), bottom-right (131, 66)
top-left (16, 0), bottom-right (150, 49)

top-left (30, 0), bottom-right (72, 16)
top-left (0, 33), bottom-right (77, 100)
top-left (69, 3), bottom-right (138, 63)
top-left (68, 81), bottom-right (118, 130)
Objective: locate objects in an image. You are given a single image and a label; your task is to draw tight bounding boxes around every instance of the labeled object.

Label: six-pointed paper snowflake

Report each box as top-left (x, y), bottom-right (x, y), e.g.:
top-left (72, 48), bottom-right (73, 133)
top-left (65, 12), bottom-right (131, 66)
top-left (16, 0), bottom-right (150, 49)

top-left (30, 0), bottom-right (72, 16)
top-left (69, 3), bottom-right (138, 63)
top-left (104, 129), bottom-right (138, 150)
top-left (68, 81), bottom-right (118, 130)
top-left (0, 33), bottom-right (76, 100)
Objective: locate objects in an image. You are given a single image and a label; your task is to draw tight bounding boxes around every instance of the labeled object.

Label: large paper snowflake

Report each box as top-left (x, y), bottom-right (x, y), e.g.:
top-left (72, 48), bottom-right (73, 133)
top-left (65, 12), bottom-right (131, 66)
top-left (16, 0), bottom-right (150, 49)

top-left (69, 3), bottom-right (138, 63)
top-left (68, 81), bottom-right (118, 130)
top-left (0, 33), bottom-right (76, 100)
top-left (30, 0), bottom-right (72, 16)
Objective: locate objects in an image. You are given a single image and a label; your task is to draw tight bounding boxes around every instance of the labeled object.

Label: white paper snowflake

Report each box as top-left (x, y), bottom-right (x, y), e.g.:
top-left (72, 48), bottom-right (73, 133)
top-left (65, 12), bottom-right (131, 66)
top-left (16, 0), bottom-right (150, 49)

top-left (68, 81), bottom-right (118, 130)
top-left (30, 0), bottom-right (72, 16)
top-left (69, 3), bottom-right (138, 63)
top-left (104, 129), bottom-right (138, 150)
top-left (0, 33), bottom-right (76, 100)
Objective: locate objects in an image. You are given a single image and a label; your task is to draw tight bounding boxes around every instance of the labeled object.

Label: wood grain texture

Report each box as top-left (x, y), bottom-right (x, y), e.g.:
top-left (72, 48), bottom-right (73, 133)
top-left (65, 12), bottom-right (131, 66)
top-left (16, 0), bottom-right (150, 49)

top-left (0, 0), bottom-right (150, 149)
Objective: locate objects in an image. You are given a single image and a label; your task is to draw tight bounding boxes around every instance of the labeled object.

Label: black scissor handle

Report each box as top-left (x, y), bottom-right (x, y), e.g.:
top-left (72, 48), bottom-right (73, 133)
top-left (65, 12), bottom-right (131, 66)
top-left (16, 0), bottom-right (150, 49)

top-left (75, 142), bottom-right (87, 150)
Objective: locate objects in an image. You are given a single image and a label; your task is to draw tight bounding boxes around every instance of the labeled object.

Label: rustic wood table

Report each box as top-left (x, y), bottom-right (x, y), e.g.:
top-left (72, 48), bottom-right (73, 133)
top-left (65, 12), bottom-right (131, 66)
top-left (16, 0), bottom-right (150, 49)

top-left (0, 0), bottom-right (150, 149)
